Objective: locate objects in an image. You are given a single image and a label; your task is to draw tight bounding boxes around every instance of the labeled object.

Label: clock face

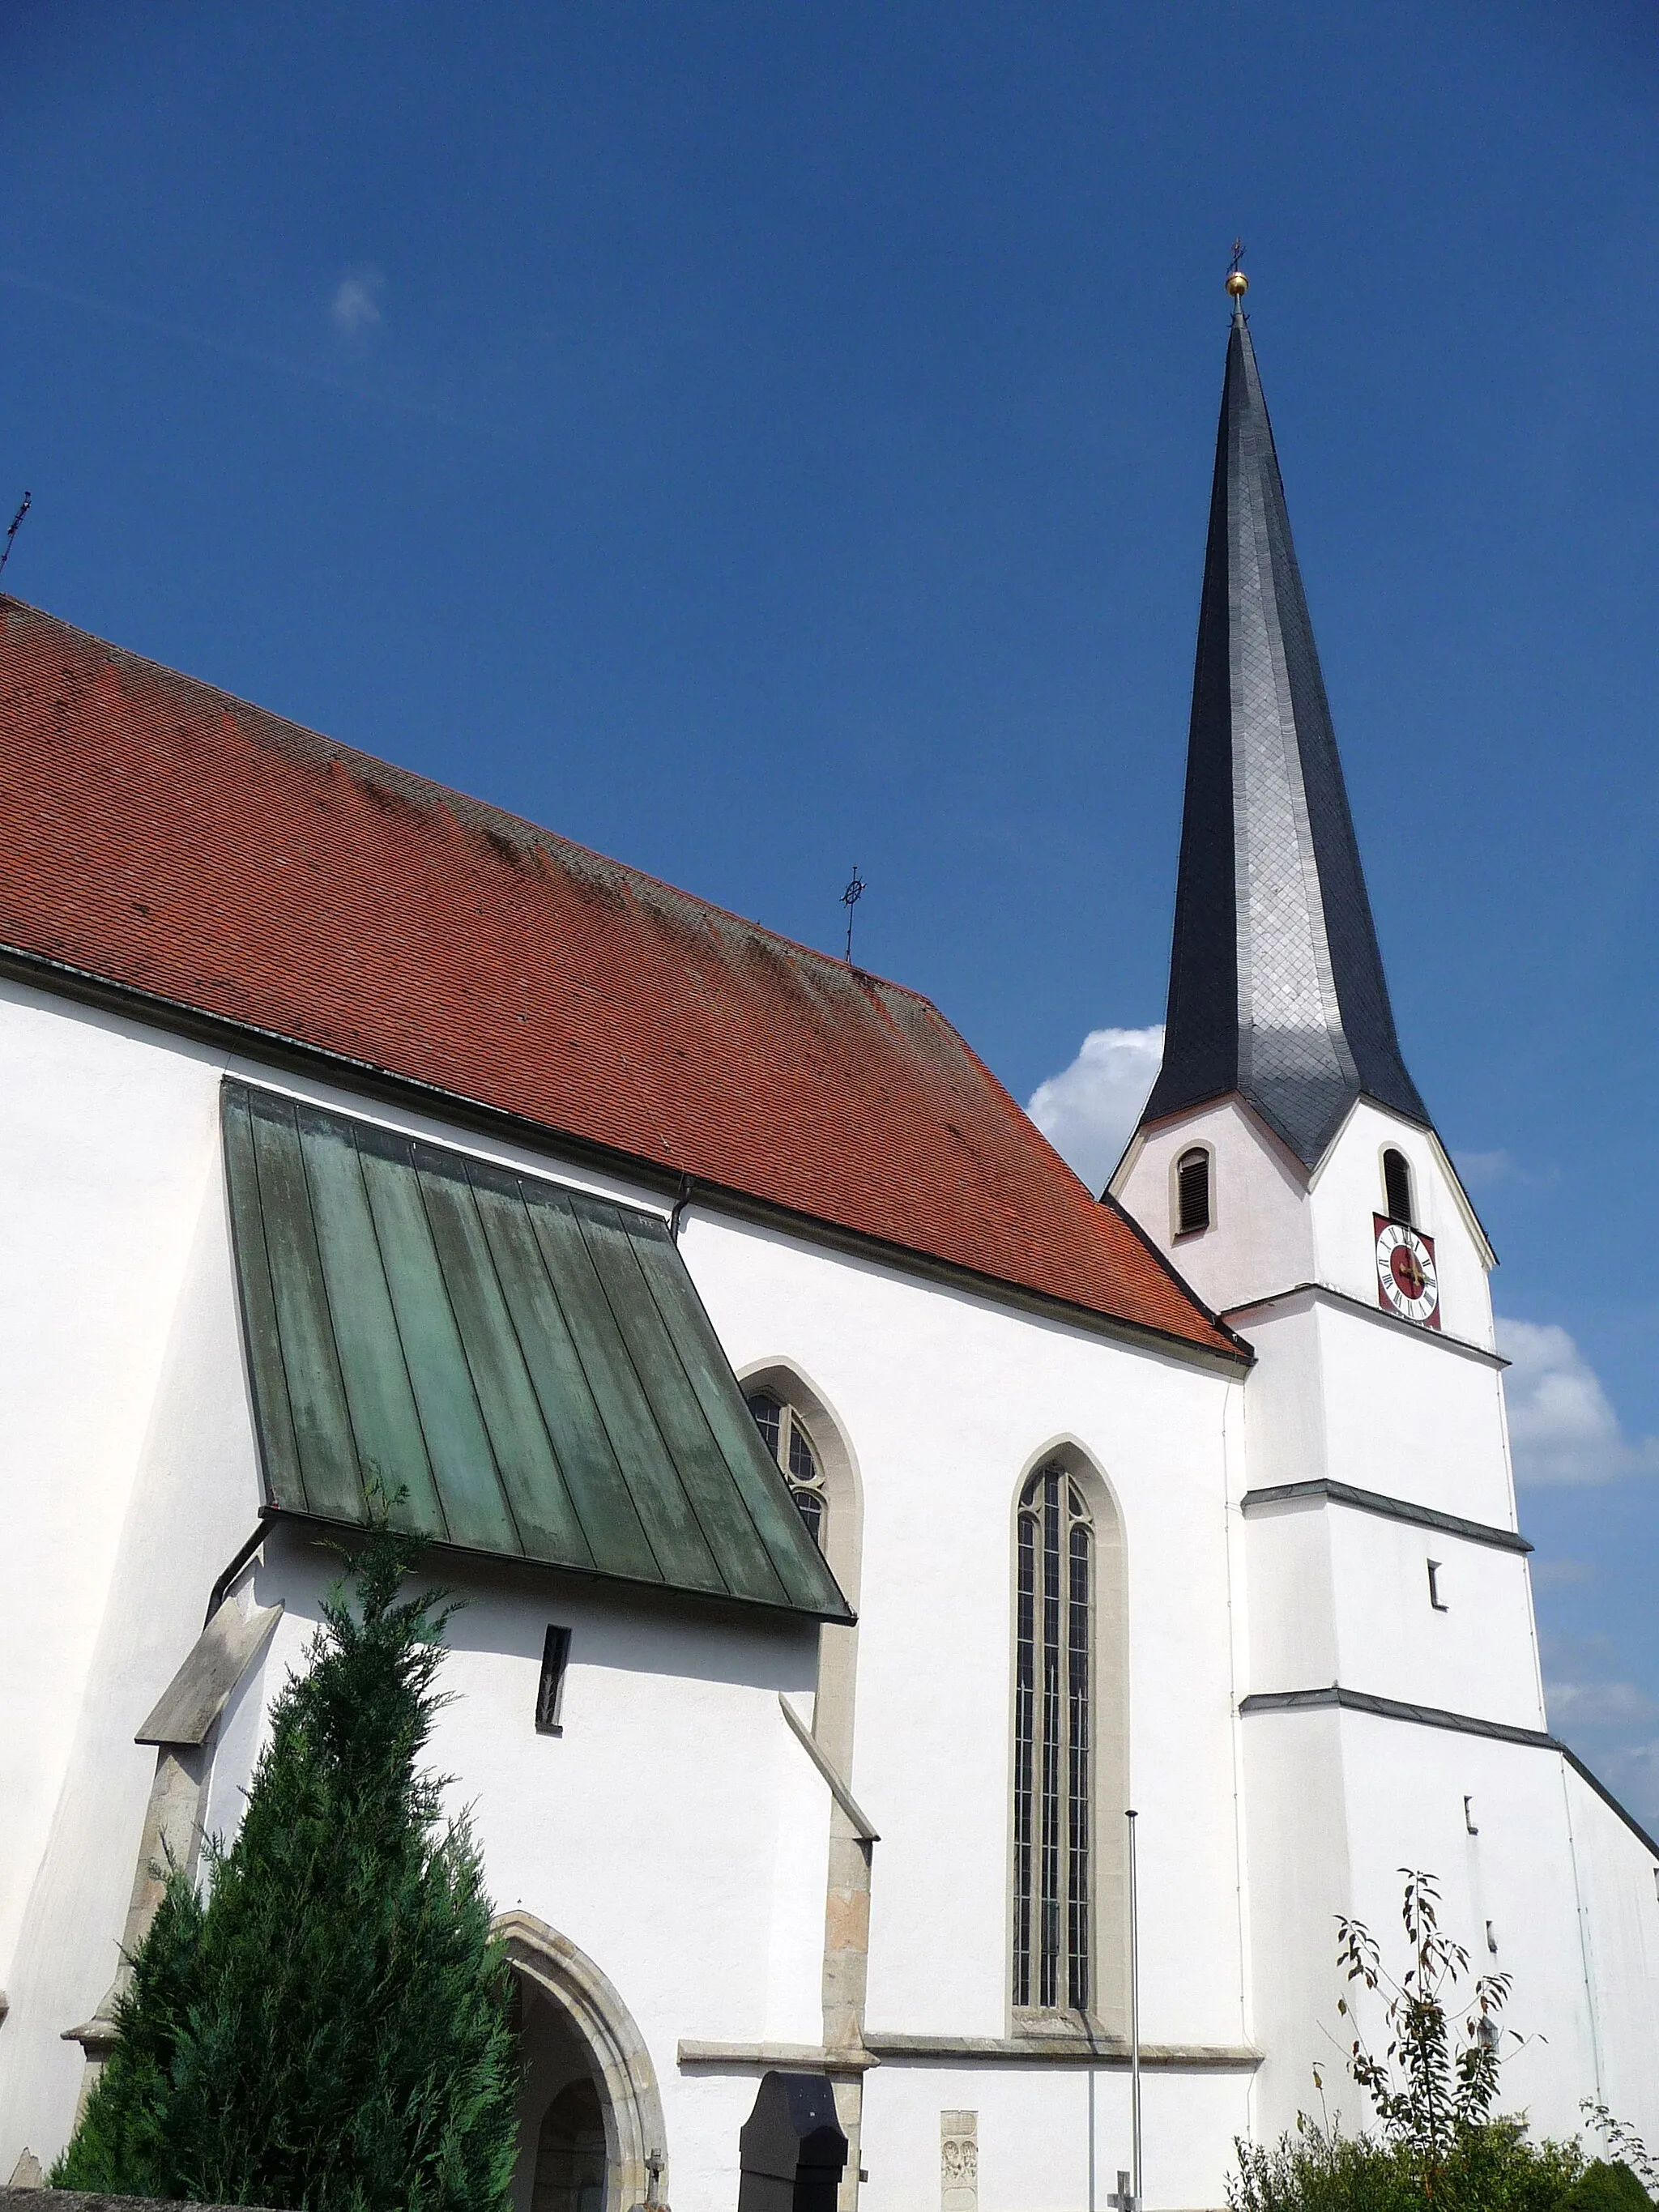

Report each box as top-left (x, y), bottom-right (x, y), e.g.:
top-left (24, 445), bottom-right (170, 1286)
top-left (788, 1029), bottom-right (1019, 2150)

top-left (1375, 1215), bottom-right (1440, 1329)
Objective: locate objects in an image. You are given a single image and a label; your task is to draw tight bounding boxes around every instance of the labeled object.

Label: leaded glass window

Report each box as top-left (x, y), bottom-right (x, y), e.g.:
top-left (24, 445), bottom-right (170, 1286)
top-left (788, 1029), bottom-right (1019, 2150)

top-left (1013, 1464), bottom-right (1092, 2013)
top-left (747, 1389), bottom-right (827, 1550)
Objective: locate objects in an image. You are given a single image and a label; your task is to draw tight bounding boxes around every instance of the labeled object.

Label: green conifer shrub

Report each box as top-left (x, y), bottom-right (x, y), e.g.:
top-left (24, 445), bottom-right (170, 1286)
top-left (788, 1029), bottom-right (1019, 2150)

top-left (54, 1521), bottom-right (519, 2212)
top-left (1559, 2163), bottom-right (1653, 2212)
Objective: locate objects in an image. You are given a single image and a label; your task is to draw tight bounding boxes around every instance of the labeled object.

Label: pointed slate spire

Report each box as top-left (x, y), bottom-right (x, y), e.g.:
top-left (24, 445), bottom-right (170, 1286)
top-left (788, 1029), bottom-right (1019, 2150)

top-left (1139, 294), bottom-right (1430, 1167)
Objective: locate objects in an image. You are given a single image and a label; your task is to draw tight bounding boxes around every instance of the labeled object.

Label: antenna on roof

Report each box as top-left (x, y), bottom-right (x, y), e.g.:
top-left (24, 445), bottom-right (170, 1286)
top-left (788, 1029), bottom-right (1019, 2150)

top-left (841, 864), bottom-right (865, 965)
top-left (0, 492), bottom-right (32, 584)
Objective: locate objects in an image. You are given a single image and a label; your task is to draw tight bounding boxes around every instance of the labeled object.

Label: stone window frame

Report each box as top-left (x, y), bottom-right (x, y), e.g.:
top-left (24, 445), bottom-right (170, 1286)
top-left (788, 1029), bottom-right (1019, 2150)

top-left (738, 1361), bottom-right (870, 2184)
top-left (1007, 1438), bottom-right (1130, 2039)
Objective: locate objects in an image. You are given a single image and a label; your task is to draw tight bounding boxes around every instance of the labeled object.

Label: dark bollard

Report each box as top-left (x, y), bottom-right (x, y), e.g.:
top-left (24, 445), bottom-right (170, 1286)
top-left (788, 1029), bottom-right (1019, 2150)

top-left (737, 2069), bottom-right (848, 2212)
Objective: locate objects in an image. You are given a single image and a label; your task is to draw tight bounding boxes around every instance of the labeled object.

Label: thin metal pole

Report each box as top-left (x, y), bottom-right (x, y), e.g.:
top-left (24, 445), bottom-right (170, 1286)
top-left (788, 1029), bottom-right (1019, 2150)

top-left (1128, 1808), bottom-right (1142, 2211)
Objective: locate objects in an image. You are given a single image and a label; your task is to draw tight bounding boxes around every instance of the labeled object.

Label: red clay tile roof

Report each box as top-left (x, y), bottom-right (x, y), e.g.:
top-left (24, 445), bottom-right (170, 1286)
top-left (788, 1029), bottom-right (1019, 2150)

top-left (0, 596), bottom-right (1236, 1357)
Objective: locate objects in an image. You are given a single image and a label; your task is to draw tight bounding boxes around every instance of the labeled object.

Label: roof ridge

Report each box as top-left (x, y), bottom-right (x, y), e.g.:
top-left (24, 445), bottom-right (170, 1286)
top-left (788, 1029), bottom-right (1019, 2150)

top-left (0, 592), bottom-right (938, 1012)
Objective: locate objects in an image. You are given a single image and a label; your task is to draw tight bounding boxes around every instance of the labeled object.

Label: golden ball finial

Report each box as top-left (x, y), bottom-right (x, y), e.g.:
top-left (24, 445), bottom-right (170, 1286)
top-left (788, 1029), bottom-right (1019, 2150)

top-left (1226, 268), bottom-right (1249, 300)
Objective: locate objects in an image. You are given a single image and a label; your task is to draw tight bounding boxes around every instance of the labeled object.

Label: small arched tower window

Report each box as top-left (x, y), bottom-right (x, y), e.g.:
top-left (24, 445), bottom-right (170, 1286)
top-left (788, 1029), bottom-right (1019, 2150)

top-left (1175, 1147), bottom-right (1211, 1236)
top-left (1013, 1464), bottom-right (1093, 2014)
top-left (1383, 1148), bottom-right (1414, 1227)
top-left (746, 1389), bottom-right (828, 1550)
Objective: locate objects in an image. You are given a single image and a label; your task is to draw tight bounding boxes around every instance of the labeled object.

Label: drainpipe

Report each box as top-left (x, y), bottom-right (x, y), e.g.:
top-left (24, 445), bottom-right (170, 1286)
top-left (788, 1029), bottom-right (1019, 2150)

top-left (669, 1174), bottom-right (695, 1242)
top-left (1128, 1809), bottom-right (1142, 2211)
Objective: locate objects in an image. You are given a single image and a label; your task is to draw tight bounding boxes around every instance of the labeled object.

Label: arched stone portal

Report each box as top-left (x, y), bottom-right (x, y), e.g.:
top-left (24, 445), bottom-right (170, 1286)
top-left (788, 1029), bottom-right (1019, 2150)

top-left (495, 1912), bottom-right (668, 2212)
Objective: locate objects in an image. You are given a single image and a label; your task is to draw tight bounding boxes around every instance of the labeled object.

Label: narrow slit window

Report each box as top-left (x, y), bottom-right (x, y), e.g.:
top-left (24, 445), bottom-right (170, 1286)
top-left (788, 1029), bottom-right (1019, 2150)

top-left (1383, 1148), bottom-right (1414, 1226)
top-left (1427, 1560), bottom-right (1448, 1613)
top-left (1013, 1464), bottom-right (1092, 2014)
top-left (1175, 1149), bottom-right (1211, 1236)
top-left (536, 1625), bottom-right (572, 1734)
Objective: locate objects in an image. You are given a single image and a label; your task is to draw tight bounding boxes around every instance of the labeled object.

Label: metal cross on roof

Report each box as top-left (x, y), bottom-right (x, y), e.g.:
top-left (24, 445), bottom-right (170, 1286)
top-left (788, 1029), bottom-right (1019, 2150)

top-left (841, 863), bottom-right (865, 964)
top-left (0, 492), bottom-right (32, 582)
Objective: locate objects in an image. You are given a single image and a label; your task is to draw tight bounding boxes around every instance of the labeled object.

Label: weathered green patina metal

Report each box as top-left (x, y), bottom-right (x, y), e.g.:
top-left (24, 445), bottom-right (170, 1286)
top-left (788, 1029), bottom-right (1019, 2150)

top-left (222, 1080), bottom-right (851, 1622)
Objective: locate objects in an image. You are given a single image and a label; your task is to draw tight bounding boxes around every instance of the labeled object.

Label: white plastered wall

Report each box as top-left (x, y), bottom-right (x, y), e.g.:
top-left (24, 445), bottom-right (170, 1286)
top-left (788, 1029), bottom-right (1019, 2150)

top-left (1113, 1095), bottom-right (1493, 1353)
top-left (0, 983), bottom-right (830, 2197)
top-left (1118, 1081), bottom-right (1659, 2159)
top-left (1240, 1300), bottom-right (1516, 1528)
top-left (859, 2063), bottom-right (1253, 2212)
top-left (1242, 1707), bottom-right (1659, 2149)
top-left (676, 1205), bottom-right (1248, 2071)
top-left (0, 980), bottom-right (1253, 2210)
top-left (202, 1532), bottom-right (830, 2212)
top-left (1244, 1494), bottom-right (1542, 1728)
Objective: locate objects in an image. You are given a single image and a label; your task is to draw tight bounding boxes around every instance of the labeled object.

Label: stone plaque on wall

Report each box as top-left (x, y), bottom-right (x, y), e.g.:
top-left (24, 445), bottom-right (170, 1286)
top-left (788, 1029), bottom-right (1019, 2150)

top-left (940, 2110), bottom-right (978, 2212)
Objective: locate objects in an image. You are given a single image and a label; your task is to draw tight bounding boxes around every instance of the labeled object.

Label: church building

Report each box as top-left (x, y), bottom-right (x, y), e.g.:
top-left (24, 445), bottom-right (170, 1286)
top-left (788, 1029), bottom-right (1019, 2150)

top-left (1, 284), bottom-right (1655, 2210)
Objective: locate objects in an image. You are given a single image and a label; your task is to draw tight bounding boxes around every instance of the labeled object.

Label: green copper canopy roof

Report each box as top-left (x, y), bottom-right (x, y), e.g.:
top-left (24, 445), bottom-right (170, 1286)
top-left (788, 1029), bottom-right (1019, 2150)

top-left (223, 1080), bottom-right (851, 1622)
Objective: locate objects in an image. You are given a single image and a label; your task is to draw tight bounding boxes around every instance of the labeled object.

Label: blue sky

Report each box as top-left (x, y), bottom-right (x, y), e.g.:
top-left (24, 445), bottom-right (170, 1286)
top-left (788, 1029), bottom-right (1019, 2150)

top-left (6, 6), bottom-right (1658, 1811)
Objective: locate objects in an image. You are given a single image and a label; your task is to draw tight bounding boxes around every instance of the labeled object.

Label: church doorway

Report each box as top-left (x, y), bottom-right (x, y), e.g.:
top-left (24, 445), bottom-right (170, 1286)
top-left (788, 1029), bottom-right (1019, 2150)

top-left (496, 1912), bottom-right (667, 2212)
top-left (516, 1981), bottom-right (609, 2212)
top-left (532, 2078), bottom-right (608, 2212)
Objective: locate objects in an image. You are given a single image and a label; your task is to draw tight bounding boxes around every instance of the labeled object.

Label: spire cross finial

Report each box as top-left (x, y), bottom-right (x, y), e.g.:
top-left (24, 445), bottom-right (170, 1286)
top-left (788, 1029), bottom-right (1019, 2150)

top-left (1225, 241), bottom-right (1249, 306)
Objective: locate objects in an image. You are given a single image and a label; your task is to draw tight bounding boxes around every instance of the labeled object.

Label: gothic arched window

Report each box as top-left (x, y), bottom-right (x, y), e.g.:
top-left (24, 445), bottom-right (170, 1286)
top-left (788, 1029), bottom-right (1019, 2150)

top-left (746, 1389), bottom-right (828, 1550)
top-left (1383, 1147), bottom-right (1414, 1226)
top-left (1175, 1146), bottom-right (1212, 1235)
top-left (1013, 1464), bottom-right (1093, 2014)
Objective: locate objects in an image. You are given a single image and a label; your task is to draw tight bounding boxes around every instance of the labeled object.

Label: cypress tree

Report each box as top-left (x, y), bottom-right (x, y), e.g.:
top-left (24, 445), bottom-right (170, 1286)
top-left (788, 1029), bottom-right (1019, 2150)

top-left (55, 1523), bottom-right (519, 2211)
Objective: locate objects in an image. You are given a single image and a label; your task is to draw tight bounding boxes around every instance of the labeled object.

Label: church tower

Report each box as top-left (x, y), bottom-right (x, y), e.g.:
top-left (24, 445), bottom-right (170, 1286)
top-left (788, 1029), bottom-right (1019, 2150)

top-left (1111, 276), bottom-right (1500, 1357)
top-left (1111, 280), bottom-right (1612, 2137)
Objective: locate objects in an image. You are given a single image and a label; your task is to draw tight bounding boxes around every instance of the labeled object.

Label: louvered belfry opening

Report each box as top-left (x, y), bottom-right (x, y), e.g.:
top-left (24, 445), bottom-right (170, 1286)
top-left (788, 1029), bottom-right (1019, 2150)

top-left (1383, 1147), bottom-right (1414, 1226)
top-left (1176, 1149), bottom-right (1211, 1236)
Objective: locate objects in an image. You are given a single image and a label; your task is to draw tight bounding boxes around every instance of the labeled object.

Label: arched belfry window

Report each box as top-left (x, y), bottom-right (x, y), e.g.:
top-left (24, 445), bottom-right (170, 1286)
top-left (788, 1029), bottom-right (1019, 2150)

top-left (1383, 1148), bottom-right (1414, 1227)
top-left (1175, 1147), bottom-right (1211, 1236)
top-left (746, 1389), bottom-right (828, 1550)
top-left (1013, 1464), bottom-right (1093, 2014)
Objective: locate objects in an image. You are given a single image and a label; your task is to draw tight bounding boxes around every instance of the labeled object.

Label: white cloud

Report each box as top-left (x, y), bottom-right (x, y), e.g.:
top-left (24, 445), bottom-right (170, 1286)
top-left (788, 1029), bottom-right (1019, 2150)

top-left (331, 268), bottom-right (385, 342)
top-left (1530, 1556), bottom-right (1595, 1588)
top-left (1543, 1677), bottom-right (1659, 1824)
top-left (1026, 1025), bottom-right (1163, 1194)
top-left (1601, 1738), bottom-right (1659, 1829)
top-left (1452, 1146), bottom-right (1558, 1191)
top-left (1455, 1148), bottom-right (1514, 1185)
top-left (1499, 1317), bottom-right (1659, 1485)
top-left (1546, 1678), bottom-right (1659, 1730)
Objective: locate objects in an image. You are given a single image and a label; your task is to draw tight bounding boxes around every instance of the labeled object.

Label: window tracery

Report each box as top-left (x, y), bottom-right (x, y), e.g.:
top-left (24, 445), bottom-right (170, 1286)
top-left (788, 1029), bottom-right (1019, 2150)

top-left (1013, 1463), bottom-right (1093, 2014)
top-left (746, 1389), bottom-right (828, 1550)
